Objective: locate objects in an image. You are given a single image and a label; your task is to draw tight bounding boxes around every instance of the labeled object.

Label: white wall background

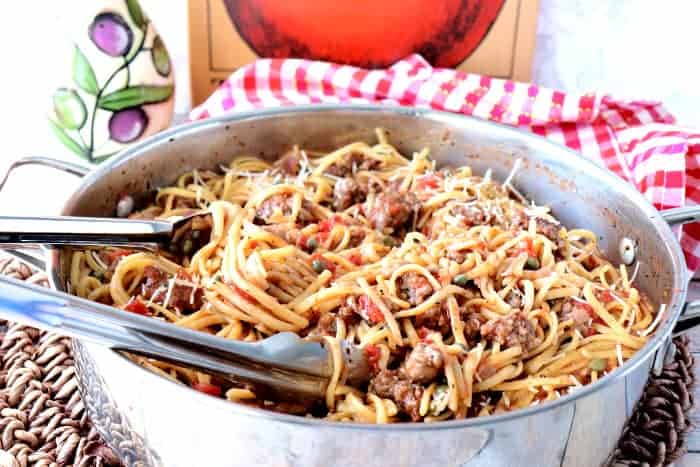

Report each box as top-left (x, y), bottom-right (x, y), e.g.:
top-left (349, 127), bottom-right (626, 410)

top-left (0, 0), bottom-right (698, 214)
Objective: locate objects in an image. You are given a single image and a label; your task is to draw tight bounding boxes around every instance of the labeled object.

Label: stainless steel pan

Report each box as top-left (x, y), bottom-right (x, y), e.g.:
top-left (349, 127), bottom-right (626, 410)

top-left (3, 105), bottom-right (700, 467)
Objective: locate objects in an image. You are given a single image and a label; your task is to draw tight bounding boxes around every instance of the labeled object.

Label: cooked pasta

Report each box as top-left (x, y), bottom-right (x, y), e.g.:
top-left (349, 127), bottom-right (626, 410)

top-left (68, 129), bottom-right (661, 423)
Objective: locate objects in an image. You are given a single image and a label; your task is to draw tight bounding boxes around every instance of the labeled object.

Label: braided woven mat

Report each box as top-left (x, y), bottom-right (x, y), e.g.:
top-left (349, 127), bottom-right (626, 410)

top-left (0, 256), bottom-right (694, 467)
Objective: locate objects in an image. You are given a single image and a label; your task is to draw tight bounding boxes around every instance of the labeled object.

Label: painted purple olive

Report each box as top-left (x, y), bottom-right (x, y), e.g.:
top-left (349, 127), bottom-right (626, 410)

top-left (89, 12), bottom-right (133, 57)
top-left (108, 107), bottom-right (148, 143)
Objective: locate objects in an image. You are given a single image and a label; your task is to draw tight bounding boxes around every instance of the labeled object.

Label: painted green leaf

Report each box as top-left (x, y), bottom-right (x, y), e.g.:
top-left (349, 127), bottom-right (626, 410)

top-left (126, 0), bottom-right (148, 29)
top-left (48, 119), bottom-right (88, 160)
top-left (98, 85), bottom-right (173, 111)
top-left (93, 151), bottom-right (119, 164)
top-left (53, 88), bottom-right (87, 130)
top-left (73, 46), bottom-right (99, 95)
top-left (151, 35), bottom-right (171, 77)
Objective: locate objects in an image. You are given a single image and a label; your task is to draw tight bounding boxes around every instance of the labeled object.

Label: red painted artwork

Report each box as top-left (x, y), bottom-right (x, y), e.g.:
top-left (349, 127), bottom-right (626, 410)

top-left (223, 0), bottom-right (506, 68)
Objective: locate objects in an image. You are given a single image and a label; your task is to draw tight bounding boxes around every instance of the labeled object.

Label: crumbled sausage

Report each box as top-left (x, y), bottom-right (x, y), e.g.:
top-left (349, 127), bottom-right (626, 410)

top-left (307, 313), bottom-right (337, 338)
top-left (255, 195), bottom-right (316, 224)
top-left (278, 149), bottom-right (301, 175)
top-left (269, 400), bottom-right (315, 415)
top-left (255, 194), bottom-right (293, 223)
top-left (128, 205), bottom-right (163, 220)
top-left (398, 272), bottom-right (433, 306)
top-left (141, 266), bottom-right (168, 300)
top-left (507, 208), bottom-right (528, 231)
top-left (173, 196), bottom-right (197, 209)
top-left (333, 177), bottom-right (365, 210)
top-left (480, 311), bottom-right (541, 351)
top-left (364, 191), bottom-right (418, 233)
top-left (262, 223), bottom-right (302, 245)
top-left (326, 151), bottom-right (380, 177)
top-left (347, 227), bottom-right (366, 248)
top-left (560, 299), bottom-right (593, 334)
top-left (414, 304), bottom-right (451, 335)
top-left (141, 266), bottom-right (202, 312)
top-left (476, 362), bottom-right (498, 380)
top-left (535, 218), bottom-right (562, 242)
top-left (339, 295), bottom-right (392, 323)
top-left (505, 291), bottom-right (522, 309)
top-left (402, 343), bottom-right (444, 383)
top-left (369, 369), bottom-right (424, 421)
top-left (461, 310), bottom-right (485, 342)
top-left (451, 204), bottom-right (487, 227)
top-left (170, 270), bottom-right (203, 312)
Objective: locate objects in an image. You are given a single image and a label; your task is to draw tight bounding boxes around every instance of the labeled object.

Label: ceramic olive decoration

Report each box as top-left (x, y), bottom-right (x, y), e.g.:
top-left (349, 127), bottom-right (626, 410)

top-left (49, 0), bottom-right (174, 164)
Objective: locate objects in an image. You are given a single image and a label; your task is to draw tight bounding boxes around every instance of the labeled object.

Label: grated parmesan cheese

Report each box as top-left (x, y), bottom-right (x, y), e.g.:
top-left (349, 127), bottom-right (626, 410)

top-left (295, 150), bottom-right (310, 186)
top-left (569, 375), bottom-right (582, 387)
top-left (147, 285), bottom-right (167, 307)
top-left (502, 158), bottom-right (522, 188)
top-left (324, 173), bottom-right (343, 182)
top-left (192, 169), bottom-right (204, 186)
top-left (628, 260), bottom-right (641, 285)
top-left (616, 343), bottom-right (624, 367)
top-left (639, 303), bottom-right (666, 337)
top-left (90, 251), bottom-right (108, 271)
top-left (163, 278), bottom-right (176, 309)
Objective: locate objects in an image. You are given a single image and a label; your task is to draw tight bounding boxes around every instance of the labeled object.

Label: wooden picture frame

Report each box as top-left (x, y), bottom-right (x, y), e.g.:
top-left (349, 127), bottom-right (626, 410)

top-left (188, 0), bottom-right (539, 105)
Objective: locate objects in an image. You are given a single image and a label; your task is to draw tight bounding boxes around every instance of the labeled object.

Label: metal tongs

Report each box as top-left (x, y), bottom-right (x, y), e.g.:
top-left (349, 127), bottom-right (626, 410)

top-left (0, 213), bottom-right (212, 250)
top-left (0, 276), bottom-right (368, 400)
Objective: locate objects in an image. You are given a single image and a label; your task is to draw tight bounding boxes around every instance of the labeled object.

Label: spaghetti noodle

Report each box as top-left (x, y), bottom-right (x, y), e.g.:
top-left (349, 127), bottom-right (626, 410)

top-left (69, 129), bottom-right (659, 423)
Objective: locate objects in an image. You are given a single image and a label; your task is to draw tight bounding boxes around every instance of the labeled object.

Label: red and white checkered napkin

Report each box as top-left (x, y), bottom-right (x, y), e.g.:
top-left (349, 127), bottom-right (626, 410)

top-left (190, 55), bottom-right (700, 274)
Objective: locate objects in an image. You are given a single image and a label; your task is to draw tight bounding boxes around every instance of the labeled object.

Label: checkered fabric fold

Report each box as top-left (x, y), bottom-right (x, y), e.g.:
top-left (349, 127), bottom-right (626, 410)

top-left (190, 54), bottom-right (700, 274)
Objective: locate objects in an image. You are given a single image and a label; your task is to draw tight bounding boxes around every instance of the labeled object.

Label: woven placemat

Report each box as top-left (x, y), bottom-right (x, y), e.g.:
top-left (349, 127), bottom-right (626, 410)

top-left (0, 256), bottom-right (694, 467)
top-left (0, 258), bottom-right (120, 467)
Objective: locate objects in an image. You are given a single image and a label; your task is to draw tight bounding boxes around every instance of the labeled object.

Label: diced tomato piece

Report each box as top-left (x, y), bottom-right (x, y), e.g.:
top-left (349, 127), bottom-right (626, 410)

top-left (364, 344), bottom-right (381, 373)
top-left (598, 290), bottom-right (614, 304)
top-left (297, 234), bottom-right (308, 247)
top-left (583, 256), bottom-right (600, 270)
top-left (192, 382), bottom-right (222, 397)
top-left (358, 295), bottom-right (384, 324)
top-left (416, 174), bottom-right (441, 190)
top-left (319, 215), bottom-right (344, 233)
top-left (575, 301), bottom-right (604, 327)
top-left (232, 284), bottom-right (255, 302)
top-left (105, 249), bottom-right (132, 265)
top-left (249, 240), bottom-right (258, 249)
top-left (416, 326), bottom-right (432, 340)
top-left (348, 253), bottom-right (363, 266)
top-left (583, 326), bottom-right (597, 338)
top-left (317, 231), bottom-right (330, 243)
top-left (515, 238), bottom-right (535, 256)
top-left (123, 297), bottom-right (150, 316)
top-left (577, 301), bottom-right (594, 314)
top-left (436, 272), bottom-right (451, 287)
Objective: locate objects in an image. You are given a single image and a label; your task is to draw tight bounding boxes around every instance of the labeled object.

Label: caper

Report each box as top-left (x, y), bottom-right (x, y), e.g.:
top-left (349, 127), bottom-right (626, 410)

top-left (182, 239), bottom-right (194, 255)
top-left (306, 237), bottom-right (319, 251)
top-left (312, 259), bottom-right (325, 273)
top-left (453, 274), bottom-right (470, 287)
top-left (589, 358), bottom-right (607, 372)
top-left (191, 229), bottom-right (201, 240)
top-left (525, 256), bottom-right (540, 270)
top-left (382, 236), bottom-right (396, 247)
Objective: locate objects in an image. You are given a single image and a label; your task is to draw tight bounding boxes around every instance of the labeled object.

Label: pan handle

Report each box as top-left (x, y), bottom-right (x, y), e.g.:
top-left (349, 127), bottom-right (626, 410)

top-left (0, 156), bottom-right (89, 191)
top-left (658, 207), bottom-right (700, 338)
top-left (0, 157), bottom-right (90, 270)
